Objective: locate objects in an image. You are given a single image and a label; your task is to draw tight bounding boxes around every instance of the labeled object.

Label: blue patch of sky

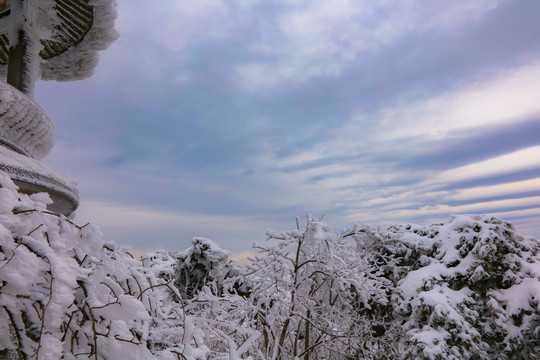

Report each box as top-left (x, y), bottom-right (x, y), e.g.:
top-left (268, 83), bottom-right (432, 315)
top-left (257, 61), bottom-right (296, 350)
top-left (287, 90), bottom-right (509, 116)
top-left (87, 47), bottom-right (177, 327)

top-left (340, 1), bottom-right (540, 106)
top-left (444, 190), bottom-right (540, 208)
top-left (33, 0), bottom-right (540, 250)
top-left (435, 168), bottom-right (540, 191)
top-left (395, 117), bottom-right (540, 171)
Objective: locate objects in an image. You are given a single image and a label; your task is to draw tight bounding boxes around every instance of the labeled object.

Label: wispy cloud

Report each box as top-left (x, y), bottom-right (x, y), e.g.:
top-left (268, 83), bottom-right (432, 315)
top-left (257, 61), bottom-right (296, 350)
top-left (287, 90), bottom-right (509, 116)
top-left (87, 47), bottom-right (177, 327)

top-left (235, 0), bottom-right (506, 89)
top-left (242, 59), bottom-right (540, 235)
top-left (431, 145), bottom-right (540, 184)
top-left (333, 65), bottom-right (540, 156)
top-left (35, 0), bottom-right (540, 254)
top-left (448, 178), bottom-right (540, 201)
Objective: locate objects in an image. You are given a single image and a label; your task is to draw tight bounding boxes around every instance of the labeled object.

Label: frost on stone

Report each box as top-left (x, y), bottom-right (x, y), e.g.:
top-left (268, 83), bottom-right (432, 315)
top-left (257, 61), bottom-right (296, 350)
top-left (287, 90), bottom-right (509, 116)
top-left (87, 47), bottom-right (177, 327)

top-left (0, 0), bottom-right (119, 83)
top-left (0, 81), bottom-right (55, 160)
top-left (39, 0), bottom-right (119, 81)
top-left (0, 145), bottom-right (77, 205)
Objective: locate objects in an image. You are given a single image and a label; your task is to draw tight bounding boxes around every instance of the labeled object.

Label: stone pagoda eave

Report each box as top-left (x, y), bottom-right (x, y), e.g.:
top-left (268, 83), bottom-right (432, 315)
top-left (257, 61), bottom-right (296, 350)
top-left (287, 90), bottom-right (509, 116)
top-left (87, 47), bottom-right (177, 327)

top-left (0, 0), bottom-right (118, 83)
top-left (0, 0), bottom-right (117, 215)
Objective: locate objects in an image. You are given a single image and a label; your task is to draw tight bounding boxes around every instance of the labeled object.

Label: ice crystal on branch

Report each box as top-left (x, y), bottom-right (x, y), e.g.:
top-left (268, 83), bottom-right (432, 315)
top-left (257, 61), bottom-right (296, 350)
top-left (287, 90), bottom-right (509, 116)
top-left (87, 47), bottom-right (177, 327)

top-left (1, 169), bottom-right (540, 359)
top-left (0, 172), bottom-right (209, 359)
top-left (236, 215), bottom-right (391, 359)
top-left (355, 215), bottom-right (540, 360)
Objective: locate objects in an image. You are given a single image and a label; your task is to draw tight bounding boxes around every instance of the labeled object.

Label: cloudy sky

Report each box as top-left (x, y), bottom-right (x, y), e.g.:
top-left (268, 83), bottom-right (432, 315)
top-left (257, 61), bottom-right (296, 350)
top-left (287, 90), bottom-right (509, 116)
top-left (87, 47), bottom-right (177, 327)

top-left (34, 0), bottom-right (540, 255)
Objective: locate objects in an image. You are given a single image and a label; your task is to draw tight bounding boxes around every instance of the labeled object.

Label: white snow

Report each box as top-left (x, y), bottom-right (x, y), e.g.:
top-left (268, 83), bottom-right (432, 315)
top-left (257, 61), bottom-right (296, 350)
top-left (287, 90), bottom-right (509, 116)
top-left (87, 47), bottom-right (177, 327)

top-left (1, 178), bottom-right (539, 359)
top-left (356, 214), bottom-right (540, 359)
top-left (0, 145), bottom-right (77, 204)
top-left (0, 0), bottom-right (118, 83)
top-left (0, 81), bottom-right (55, 159)
top-left (40, 0), bottom-right (119, 81)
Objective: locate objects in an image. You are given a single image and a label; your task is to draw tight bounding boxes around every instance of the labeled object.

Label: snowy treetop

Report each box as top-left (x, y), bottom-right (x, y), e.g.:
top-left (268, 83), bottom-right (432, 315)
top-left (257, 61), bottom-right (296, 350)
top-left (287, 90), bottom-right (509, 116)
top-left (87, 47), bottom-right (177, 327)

top-left (1, 174), bottom-right (539, 359)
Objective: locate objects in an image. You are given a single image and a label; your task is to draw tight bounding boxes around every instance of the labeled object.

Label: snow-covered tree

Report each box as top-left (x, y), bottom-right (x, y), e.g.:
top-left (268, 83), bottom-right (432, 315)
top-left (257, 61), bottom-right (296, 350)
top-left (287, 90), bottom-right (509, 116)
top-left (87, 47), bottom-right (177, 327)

top-left (3, 166), bottom-right (540, 360)
top-left (0, 172), bottom-right (156, 359)
top-left (237, 215), bottom-right (391, 360)
top-left (0, 172), bottom-right (220, 360)
top-left (145, 239), bottom-right (260, 360)
top-left (173, 237), bottom-right (245, 299)
top-left (354, 215), bottom-right (540, 360)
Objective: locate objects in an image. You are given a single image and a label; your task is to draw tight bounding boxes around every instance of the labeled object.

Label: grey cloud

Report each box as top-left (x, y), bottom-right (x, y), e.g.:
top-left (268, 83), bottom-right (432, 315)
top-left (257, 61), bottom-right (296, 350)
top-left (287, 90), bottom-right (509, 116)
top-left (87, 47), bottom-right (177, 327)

top-left (376, 116), bottom-right (540, 175)
top-left (33, 0), bottom-right (540, 252)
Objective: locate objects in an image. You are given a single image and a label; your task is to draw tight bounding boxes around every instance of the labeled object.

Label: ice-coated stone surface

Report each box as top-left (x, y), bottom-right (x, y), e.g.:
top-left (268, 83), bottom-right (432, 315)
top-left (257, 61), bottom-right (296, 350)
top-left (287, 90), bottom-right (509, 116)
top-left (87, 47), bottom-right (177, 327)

top-left (0, 0), bottom-right (118, 82)
top-left (0, 81), bottom-right (55, 159)
top-left (40, 0), bottom-right (119, 81)
top-left (0, 146), bottom-right (78, 214)
top-left (0, 0), bottom-right (118, 215)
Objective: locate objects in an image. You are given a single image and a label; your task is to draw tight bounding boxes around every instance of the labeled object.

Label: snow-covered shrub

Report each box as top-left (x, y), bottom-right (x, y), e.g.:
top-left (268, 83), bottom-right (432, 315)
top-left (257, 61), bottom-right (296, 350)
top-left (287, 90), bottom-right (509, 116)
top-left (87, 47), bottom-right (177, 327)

top-left (173, 237), bottom-right (245, 298)
top-left (354, 215), bottom-right (540, 360)
top-left (237, 215), bottom-right (391, 360)
top-left (144, 240), bottom-right (259, 360)
top-left (0, 172), bottom-right (208, 360)
top-left (342, 225), bottom-right (407, 359)
top-left (3, 165), bottom-right (540, 360)
top-left (0, 172), bottom-right (153, 359)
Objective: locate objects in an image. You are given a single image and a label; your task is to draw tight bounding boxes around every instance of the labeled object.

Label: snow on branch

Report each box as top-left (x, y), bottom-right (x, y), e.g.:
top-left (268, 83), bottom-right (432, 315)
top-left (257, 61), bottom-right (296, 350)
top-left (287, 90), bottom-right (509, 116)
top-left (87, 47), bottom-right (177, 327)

top-left (0, 172), bottom-right (219, 359)
top-left (1, 171), bottom-right (540, 359)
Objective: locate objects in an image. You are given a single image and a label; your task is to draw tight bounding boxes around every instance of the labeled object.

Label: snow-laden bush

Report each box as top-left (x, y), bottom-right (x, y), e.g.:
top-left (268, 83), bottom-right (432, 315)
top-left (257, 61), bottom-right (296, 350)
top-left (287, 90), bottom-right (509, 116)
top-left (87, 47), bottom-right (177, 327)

top-left (232, 215), bottom-right (391, 360)
top-left (2, 167), bottom-right (540, 360)
top-left (173, 237), bottom-right (245, 299)
top-left (0, 172), bottom-right (217, 360)
top-left (354, 215), bottom-right (540, 360)
top-left (0, 172), bottom-right (153, 359)
top-left (143, 239), bottom-right (259, 360)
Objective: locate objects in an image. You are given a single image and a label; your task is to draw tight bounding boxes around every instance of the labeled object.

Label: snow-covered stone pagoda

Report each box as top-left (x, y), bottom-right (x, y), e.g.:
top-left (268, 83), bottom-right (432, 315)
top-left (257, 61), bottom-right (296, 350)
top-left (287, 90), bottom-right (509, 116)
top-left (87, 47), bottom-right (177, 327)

top-left (0, 0), bottom-right (117, 214)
